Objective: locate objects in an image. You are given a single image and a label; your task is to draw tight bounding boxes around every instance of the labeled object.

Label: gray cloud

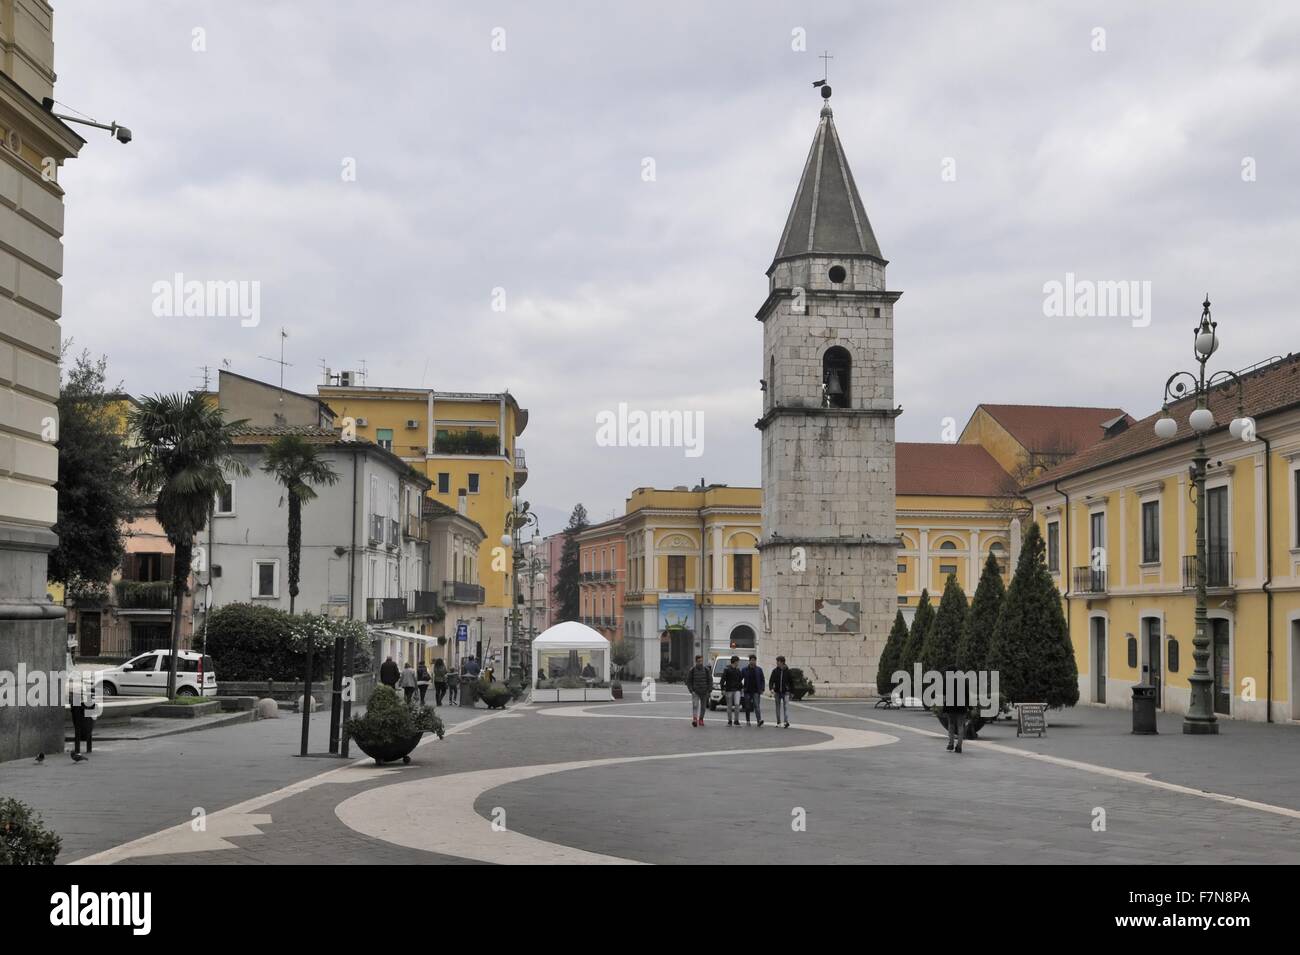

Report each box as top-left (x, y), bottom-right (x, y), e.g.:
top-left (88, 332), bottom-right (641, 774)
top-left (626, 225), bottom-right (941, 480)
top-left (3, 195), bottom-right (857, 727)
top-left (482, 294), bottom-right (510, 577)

top-left (54, 1), bottom-right (1300, 528)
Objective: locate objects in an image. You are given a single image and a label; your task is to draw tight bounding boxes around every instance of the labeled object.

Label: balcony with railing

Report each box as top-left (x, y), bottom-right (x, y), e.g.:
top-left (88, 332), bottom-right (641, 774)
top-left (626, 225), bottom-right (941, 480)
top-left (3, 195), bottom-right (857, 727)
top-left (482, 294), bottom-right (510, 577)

top-left (368, 513), bottom-right (384, 543)
top-left (404, 513), bottom-right (426, 540)
top-left (410, 590), bottom-right (439, 615)
top-left (443, 580), bottom-right (486, 605)
top-left (366, 597), bottom-right (408, 623)
top-left (514, 446), bottom-right (528, 488)
top-left (1182, 551), bottom-right (1235, 590)
top-left (1071, 566), bottom-right (1108, 595)
top-left (113, 580), bottom-right (173, 610)
top-left (388, 518), bottom-right (400, 547)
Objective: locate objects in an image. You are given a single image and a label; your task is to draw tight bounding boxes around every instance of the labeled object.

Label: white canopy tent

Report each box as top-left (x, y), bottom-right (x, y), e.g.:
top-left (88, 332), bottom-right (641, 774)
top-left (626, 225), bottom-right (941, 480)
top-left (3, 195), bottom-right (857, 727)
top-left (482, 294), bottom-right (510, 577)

top-left (531, 621), bottom-right (612, 701)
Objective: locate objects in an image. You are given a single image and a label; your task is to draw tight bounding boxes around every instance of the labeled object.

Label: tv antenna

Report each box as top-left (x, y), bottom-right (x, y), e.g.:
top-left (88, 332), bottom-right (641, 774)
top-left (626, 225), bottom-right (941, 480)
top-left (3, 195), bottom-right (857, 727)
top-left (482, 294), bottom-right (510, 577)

top-left (258, 327), bottom-right (292, 402)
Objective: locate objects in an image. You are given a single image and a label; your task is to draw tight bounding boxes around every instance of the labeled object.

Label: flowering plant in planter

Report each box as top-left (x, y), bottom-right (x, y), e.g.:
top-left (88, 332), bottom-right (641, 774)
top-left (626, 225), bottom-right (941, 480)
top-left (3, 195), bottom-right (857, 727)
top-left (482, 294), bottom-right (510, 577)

top-left (345, 686), bottom-right (445, 764)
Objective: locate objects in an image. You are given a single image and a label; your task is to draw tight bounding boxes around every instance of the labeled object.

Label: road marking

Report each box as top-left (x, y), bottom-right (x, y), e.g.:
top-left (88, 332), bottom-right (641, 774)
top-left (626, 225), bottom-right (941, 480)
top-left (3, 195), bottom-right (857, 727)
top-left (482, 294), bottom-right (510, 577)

top-left (794, 701), bottom-right (1300, 823)
top-left (335, 708), bottom-right (897, 865)
top-left (71, 709), bottom-right (503, 865)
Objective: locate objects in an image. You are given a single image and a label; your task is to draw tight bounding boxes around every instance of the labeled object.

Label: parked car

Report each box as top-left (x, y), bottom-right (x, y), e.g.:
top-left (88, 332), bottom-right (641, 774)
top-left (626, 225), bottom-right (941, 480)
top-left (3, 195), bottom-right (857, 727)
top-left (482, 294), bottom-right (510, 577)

top-left (100, 649), bottom-right (217, 698)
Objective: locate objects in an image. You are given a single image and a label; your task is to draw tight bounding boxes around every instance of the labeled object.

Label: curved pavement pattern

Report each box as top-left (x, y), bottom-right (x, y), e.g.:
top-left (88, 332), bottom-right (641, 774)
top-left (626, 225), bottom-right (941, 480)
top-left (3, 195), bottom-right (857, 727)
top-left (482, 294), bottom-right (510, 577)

top-left (334, 703), bottom-right (898, 864)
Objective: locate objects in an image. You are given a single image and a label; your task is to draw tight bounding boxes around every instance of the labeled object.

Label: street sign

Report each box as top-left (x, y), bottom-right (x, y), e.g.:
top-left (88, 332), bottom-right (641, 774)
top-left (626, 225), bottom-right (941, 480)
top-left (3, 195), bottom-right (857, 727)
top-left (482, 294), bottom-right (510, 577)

top-left (1017, 702), bottom-right (1047, 738)
top-left (456, 622), bottom-right (468, 642)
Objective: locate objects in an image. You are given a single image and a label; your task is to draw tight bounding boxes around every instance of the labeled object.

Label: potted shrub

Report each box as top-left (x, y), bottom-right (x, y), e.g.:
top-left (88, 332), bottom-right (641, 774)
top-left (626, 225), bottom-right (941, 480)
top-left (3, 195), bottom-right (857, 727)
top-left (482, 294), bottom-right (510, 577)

top-left (611, 680), bottom-right (623, 700)
top-left (789, 667), bottom-right (815, 700)
top-left (0, 797), bottom-right (61, 865)
top-left (478, 679), bottom-right (511, 709)
top-left (344, 686), bottom-right (444, 765)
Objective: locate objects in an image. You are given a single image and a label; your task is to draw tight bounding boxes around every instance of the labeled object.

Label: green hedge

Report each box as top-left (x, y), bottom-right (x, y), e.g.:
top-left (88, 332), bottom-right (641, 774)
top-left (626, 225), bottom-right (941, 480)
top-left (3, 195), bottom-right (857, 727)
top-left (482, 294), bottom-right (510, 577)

top-left (0, 797), bottom-right (61, 865)
top-left (203, 603), bottom-right (371, 681)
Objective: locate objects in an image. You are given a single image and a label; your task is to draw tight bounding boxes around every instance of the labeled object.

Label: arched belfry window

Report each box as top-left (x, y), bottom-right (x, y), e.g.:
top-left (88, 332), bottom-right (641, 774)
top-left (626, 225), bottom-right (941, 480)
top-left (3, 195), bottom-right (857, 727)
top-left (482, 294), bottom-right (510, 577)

top-left (822, 346), bottom-right (851, 408)
top-left (768, 354), bottom-right (776, 410)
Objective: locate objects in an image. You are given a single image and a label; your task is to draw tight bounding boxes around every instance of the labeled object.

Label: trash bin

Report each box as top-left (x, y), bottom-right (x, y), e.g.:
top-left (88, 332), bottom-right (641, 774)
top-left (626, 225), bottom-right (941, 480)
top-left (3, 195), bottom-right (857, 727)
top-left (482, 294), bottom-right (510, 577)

top-left (459, 674), bottom-right (477, 708)
top-left (1131, 684), bottom-right (1158, 735)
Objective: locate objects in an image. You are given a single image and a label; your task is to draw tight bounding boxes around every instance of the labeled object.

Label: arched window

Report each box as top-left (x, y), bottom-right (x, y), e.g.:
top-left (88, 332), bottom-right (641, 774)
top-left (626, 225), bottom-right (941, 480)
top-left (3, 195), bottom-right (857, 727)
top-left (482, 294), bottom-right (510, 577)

top-left (939, 540), bottom-right (958, 551)
top-left (822, 346), bottom-right (851, 408)
top-left (768, 354), bottom-right (776, 409)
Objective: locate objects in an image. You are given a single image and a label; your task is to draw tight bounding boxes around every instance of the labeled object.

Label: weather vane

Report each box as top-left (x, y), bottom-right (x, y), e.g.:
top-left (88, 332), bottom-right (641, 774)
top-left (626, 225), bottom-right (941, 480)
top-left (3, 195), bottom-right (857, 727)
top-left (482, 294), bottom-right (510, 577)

top-left (813, 50), bottom-right (833, 100)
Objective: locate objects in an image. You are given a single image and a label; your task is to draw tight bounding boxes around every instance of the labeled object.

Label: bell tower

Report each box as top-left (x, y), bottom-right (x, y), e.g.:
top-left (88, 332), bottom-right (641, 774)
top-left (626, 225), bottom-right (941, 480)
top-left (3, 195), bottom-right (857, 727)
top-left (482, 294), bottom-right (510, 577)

top-left (757, 85), bottom-right (899, 696)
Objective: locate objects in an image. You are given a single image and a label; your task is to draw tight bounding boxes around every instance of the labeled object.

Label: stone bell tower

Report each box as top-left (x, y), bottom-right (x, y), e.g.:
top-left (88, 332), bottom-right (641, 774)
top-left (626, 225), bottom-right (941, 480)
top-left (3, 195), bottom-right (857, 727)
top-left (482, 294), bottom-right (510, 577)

top-left (757, 86), bottom-right (899, 697)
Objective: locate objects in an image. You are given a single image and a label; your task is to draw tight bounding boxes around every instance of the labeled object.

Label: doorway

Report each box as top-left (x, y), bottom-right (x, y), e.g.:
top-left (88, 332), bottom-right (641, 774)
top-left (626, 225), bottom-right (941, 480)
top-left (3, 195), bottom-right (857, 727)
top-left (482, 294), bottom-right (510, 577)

top-left (1290, 622), bottom-right (1300, 721)
top-left (1142, 617), bottom-right (1163, 707)
top-left (1210, 618), bottom-right (1231, 716)
top-left (1090, 617), bottom-right (1107, 703)
top-left (79, 611), bottom-right (102, 658)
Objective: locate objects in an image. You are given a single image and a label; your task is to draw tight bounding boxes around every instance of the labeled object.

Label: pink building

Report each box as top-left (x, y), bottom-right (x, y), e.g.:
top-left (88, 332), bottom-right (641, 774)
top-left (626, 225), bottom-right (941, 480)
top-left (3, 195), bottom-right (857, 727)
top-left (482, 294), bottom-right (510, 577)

top-left (541, 531), bottom-right (566, 629)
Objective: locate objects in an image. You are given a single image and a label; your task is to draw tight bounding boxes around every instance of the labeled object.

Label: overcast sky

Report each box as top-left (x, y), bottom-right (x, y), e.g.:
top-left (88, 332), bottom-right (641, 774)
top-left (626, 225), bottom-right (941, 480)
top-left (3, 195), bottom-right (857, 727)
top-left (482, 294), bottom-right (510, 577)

top-left (53, 1), bottom-right (1300, 535)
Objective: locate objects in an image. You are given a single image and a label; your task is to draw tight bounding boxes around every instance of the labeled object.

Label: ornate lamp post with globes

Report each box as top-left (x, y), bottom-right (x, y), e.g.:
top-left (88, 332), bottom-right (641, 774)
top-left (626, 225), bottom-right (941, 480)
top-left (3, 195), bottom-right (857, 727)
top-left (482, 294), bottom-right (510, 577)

top-left (1152, 296), bottom-right (1250, 735)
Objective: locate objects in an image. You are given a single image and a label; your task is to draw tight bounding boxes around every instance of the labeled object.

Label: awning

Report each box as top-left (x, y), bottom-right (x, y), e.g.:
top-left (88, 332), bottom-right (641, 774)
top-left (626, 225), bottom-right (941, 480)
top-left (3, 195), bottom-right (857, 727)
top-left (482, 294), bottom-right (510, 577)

top-left (370, 627), bottom-right (440, 645)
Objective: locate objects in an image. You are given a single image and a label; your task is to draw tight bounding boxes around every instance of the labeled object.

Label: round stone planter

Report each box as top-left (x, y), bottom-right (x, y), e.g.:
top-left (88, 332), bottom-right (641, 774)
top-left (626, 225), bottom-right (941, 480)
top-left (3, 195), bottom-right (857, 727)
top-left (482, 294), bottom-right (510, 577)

top-left (351, 732), bottom-right (423, 765)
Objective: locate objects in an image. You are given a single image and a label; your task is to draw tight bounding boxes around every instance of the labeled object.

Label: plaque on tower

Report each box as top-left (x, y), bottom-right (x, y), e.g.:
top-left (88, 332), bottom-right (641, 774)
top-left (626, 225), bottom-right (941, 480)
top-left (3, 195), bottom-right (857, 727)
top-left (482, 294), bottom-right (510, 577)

top-left (814, 599), bottom-right (860, 633)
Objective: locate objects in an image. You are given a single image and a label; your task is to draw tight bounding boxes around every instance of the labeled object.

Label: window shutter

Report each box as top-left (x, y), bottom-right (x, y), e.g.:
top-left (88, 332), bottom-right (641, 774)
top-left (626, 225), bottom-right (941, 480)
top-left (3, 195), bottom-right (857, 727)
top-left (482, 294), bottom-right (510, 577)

top-left (160, 553), bottom-right (175, 583)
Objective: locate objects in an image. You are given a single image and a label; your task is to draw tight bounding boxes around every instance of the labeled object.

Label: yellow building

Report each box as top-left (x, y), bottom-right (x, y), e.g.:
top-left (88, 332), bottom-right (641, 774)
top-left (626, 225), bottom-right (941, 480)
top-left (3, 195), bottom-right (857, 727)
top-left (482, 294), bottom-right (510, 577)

top-left (621, 484), bottom-right (762, 676)
top-left (317, 381), bottom-right (527, 647)
top-left (895, 443), bottom-right (1017, 624)
top-left (1024, 354), bottom-right (1300, 724)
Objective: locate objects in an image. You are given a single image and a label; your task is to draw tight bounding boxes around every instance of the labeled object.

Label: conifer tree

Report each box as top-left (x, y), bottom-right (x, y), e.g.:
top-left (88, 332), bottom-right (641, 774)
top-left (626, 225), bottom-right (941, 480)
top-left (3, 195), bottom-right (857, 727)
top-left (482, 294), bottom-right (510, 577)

top-left (958, 550), bottom-right (1006, 673)
top-left (989, 522), bottom-right (1079, 708)
top-left (897, 588), bottom-right (933, 690)
top-left (876, 611), bottom-right (908, 696)
top-left (922, 573), bottom-right (967, 675)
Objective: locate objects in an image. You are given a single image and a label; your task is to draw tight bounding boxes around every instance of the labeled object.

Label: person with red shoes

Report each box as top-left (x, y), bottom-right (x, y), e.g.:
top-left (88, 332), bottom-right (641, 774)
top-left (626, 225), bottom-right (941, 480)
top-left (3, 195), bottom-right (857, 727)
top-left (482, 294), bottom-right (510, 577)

top-left (685, 655), bottom-right (712, 726)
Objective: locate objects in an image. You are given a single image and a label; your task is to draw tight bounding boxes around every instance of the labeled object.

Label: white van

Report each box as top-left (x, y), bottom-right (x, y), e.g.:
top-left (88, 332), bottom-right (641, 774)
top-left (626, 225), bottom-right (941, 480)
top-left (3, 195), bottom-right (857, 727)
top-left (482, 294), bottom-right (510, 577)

top-left (100, 649), bottom-right (217, 698)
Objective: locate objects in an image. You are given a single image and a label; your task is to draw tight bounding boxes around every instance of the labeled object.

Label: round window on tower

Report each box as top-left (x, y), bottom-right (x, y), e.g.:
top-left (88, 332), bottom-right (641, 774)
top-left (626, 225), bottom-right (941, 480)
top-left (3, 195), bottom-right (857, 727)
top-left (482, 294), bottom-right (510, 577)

top-left (828, 265), bottom-right (847, 284)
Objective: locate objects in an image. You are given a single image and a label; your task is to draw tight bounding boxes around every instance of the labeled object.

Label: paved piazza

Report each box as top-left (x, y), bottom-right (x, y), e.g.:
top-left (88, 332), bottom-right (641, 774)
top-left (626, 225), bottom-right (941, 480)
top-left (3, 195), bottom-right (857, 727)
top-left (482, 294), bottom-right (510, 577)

top-left (1, 688), bottom-right (1292, 866)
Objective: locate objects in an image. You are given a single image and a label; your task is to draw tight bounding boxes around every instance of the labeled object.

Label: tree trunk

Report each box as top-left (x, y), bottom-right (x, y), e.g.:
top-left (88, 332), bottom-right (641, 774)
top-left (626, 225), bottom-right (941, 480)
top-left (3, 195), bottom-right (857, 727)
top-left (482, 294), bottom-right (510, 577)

top-left (166, 539), bottom-right (190, 698)
top-left (288, 493), bottom-right (300, 614)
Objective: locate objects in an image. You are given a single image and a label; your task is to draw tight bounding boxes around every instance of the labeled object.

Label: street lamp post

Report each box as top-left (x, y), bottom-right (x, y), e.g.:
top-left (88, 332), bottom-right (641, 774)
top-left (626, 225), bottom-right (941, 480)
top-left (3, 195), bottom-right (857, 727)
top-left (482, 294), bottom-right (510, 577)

top-left (1153, 296), bottom-right (1249, 736)
top-left (505, 498), bottom-right (539, 683)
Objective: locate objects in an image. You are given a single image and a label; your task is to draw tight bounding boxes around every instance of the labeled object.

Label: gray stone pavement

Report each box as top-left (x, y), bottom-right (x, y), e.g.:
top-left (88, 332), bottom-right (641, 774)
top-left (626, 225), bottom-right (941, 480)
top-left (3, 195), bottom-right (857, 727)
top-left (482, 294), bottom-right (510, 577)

top-left (4, 686), bottom-right (1298, 864)
top-left (0, 698), bottom-right (482, 862)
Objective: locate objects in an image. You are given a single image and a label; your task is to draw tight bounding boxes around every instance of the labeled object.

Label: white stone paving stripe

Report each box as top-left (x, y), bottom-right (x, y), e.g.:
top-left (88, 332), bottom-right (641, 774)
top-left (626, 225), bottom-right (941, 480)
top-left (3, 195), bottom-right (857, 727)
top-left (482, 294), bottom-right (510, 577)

top-left (333, 707), bottom-right (897, 865)
top-left (793, 701), bottom-right (1300, 823)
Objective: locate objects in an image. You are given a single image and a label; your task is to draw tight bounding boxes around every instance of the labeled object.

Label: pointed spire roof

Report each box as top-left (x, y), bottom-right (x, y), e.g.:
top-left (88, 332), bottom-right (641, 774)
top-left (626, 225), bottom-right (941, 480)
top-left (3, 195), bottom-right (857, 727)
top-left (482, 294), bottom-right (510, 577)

top-left (773, 100), bottom-right (882, 264)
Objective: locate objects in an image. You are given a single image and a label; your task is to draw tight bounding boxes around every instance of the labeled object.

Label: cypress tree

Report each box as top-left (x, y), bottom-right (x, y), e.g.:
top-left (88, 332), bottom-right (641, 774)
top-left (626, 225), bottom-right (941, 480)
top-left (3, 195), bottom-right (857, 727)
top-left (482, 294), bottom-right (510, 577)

top-left (958, 550), bottom-right (1006, 673)
top-left (922, 573), bottom-right (967, 675)
top-left (897, 588), bottom-right (933, 691)
top-left (989, 522), bottom-right (1079, 709)
top-left (876, 611), bottom-right (908, 695)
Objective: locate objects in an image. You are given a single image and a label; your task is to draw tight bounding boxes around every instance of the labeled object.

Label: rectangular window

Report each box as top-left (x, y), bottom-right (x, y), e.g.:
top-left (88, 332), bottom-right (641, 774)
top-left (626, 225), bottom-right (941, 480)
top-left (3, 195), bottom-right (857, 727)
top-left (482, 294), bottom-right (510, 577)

top-left (1090, 511), bottom-right (1105, 564)
top-left (897, 562), bottom-right (907, 573)
top-left (1295, 470), bottom-right (1300, 547)
top-left (467, 473), bottom-right (480, 494)
top-left (1047, 520), bottom-right (1060, 573)
top-left (255, 561), bottom-right (277, 598)
top-left (667, 555), bottom-right (686, 592)
top-left (1141, 500), bottom-right (1160, 563)
top-left (376, 428), bottom-right (393, 450)
top-left (215, 481), bottom-right (234, 515)
top-left (733, 554), bottom-right (752, 592)
top-left (434, 472), bottom-right (448, 494)
top-left (939, 563), bottom-right (957, 576)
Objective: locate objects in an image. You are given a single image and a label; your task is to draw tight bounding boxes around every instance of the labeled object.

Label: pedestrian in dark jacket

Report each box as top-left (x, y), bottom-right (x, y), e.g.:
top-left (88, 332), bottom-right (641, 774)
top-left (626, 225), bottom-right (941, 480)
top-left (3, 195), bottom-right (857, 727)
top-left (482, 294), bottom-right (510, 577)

top-left (416, 662), bottom-right (431, 705)
top-left (741, 654), bottom-right (765, 726)
top-left (769, 656), bottom-right (794, 728)
top-left (721, 656), bottom-right (743, 725)
top-left (433, 658), bottom-right (448, 706)
top-left (942, 669), bottom-right (968, 754)
top-left (685, 655), bottom-right (712, 726)
top-left (380, 656), bottom-right (400, 689)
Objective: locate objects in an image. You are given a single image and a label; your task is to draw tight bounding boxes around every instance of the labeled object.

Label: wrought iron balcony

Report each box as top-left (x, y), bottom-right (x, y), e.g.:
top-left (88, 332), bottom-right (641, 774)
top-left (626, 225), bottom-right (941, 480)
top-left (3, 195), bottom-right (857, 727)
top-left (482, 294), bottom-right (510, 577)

top-left (366, 596), bottom-right (407, 623)
top-left (442, 580), bottom-right (485, 605)
top-left (368, 514), bottom-right (384, 543)
top-left (113, 580), bottom-right (172, 609)
top-left (404, 514), bottom-right (426, 540)
top-left (1182, 551), bottom-right (1234, 590)
top-left (1071, 566), bottom-right (1108, 595)
top-left (409, 590), bottom-right (438, 615)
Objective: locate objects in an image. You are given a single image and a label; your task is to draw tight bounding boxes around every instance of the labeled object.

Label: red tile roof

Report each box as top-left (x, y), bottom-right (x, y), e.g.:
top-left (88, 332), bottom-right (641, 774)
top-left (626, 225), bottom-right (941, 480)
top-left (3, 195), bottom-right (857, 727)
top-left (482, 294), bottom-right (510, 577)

top-left (976, 404), bottom-right (1133, 455)
top-left (1026, 354), bottom-right (1300, 490)
top-left (897, 443), bottom-right (1015, 498)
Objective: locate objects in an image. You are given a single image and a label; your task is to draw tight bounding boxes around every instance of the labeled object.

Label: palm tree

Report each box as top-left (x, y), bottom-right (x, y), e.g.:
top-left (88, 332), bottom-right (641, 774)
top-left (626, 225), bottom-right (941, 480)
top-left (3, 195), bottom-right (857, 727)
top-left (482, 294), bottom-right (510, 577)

top-left (127, 394), bottom-right (247, 698)
top-left (261, 435), bottom-right (339, 613)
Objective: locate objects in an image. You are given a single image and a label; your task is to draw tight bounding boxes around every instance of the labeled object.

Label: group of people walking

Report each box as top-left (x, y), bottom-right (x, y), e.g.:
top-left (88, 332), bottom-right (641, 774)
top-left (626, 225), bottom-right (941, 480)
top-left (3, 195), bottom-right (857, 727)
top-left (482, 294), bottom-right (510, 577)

top-left (685, 653), bottom-right (797, 728)
top-left (379, 656), bottom-right (456, 706)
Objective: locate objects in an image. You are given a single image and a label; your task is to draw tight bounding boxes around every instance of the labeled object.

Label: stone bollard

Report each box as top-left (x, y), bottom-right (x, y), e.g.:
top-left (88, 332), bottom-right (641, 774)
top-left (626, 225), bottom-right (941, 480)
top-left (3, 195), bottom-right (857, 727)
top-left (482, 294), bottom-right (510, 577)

top-left (255, 698), bottom-right (280, 719)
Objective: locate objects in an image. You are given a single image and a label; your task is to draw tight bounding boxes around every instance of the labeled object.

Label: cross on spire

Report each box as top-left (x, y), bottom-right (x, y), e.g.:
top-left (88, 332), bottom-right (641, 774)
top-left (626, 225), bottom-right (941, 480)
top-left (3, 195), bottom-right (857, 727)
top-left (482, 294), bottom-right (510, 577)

top-left (819, 50), bottom-right (833, 82)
